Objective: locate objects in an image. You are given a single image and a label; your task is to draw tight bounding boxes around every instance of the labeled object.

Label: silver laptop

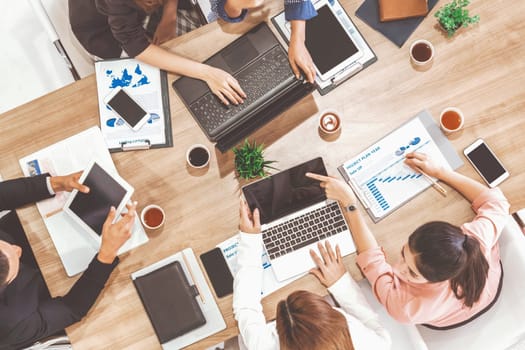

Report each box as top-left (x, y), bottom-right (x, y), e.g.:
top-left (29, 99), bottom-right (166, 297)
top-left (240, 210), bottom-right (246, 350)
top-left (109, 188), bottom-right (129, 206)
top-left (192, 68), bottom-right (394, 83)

top-left (242, 157), bottom-right (356, 281)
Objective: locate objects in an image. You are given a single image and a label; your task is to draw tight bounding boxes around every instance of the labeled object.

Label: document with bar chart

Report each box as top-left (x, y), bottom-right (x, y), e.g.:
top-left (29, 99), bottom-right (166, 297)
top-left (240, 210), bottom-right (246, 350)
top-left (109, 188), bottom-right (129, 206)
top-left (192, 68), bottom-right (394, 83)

top-left (338, 110), bottom-right (463, 222)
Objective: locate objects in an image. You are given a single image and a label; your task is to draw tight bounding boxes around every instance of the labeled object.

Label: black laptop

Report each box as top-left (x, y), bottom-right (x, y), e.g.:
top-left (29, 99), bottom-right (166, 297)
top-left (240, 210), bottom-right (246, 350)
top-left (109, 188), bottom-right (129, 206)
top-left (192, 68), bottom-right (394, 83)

top-left (172, 23), bottom-right (314, 152)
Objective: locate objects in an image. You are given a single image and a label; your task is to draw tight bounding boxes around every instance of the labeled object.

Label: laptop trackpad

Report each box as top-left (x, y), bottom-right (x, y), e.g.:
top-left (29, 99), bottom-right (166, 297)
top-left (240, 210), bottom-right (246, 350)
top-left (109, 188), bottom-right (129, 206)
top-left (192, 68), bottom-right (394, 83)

top-left (222, 37), bottom-right (259, 73)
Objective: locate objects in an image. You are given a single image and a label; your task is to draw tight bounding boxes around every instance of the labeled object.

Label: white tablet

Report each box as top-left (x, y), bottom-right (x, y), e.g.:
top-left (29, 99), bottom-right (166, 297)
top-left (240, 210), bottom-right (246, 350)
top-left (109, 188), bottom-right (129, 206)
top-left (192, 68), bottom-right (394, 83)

top-left (304, 0), bottom-right (363, 81)
top-left (63, 160), bottom-right (134, 246)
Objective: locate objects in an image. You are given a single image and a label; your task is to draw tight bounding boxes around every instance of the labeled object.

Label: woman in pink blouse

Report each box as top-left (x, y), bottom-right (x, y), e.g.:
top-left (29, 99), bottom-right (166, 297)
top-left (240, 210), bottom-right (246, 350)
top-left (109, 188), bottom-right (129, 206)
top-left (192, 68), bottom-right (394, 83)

top-left (306, 151), bottom-right (510, 329)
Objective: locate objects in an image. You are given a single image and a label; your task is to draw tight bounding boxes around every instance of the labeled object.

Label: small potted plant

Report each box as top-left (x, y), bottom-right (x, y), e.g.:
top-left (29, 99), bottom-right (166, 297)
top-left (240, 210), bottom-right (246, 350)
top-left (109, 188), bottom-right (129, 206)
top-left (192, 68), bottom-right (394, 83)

top-left (435, 0), bottom-right (480, 37)
top-left (233, 139), bottom-right (276, 180)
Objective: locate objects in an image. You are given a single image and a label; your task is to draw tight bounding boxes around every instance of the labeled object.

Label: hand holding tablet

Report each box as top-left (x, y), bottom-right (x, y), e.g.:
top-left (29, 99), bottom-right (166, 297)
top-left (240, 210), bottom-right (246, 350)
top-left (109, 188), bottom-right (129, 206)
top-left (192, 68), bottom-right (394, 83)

top-left (63, 161), bottom-right (135, 248)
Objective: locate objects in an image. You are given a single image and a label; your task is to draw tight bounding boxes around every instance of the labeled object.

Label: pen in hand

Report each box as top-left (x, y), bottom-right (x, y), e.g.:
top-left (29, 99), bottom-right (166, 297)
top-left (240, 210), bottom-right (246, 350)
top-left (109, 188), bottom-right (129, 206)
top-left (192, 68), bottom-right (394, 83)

top-left (419, 170), bottom-right (447, 196)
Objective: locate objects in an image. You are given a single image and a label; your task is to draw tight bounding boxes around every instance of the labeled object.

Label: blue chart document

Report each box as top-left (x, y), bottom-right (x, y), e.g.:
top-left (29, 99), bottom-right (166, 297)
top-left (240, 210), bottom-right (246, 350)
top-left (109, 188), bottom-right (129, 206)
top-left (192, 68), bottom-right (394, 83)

top-left (338, 110), bottom-right (462, 222)
top-left (95, 58), bottom-right (172, 152)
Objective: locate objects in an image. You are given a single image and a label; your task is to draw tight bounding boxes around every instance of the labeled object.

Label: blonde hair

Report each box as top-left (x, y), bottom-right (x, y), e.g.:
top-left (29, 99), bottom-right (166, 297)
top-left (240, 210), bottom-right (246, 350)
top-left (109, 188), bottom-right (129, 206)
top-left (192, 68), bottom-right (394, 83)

top-left (276, 290), bottom-right (354, 350)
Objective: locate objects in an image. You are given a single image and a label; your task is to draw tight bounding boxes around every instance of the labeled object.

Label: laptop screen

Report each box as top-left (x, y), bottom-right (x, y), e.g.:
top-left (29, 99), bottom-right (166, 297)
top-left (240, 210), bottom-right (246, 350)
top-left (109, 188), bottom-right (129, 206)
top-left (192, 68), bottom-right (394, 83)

top-left (243, 157), bottom-right (327, 225)
top-left (305, 5), bottom-right (359, 75)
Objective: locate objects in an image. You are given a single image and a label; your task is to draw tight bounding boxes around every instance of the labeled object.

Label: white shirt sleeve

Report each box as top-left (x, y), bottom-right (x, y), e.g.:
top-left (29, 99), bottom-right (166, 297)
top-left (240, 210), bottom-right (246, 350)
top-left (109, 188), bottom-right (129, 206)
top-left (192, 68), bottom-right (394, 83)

top-left (45, 176), bottom-right (55, 195)
top-left (328, 273), bottom-right (392, 349)
top-left (232, 232), bottom-right (280, 350)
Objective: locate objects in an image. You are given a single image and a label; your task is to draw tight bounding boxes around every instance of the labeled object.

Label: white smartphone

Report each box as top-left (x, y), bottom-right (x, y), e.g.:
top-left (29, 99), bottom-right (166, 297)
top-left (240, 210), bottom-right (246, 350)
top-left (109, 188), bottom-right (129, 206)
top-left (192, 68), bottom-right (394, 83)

top-left (104, 87), bottom-right (150, 131)
top-left (463, 139), bottom-right (509, 188)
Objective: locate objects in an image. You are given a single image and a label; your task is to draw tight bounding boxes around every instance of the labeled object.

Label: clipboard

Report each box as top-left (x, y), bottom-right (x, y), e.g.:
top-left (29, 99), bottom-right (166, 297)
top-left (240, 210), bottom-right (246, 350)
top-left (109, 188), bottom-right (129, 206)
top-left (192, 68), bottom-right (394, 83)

top-left (271, 0), bottom-right (377, 95)
top-left (337, 110), bottom-right (463, 222)
top-left (95, 58), bottom-right (173, 152)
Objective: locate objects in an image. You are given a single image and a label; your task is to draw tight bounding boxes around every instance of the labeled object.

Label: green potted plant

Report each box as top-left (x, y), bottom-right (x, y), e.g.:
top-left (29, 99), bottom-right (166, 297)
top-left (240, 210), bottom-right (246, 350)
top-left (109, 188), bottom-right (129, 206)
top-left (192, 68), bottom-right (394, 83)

top-left (435, 0), bottom-right (480, 37)
top-left (233, 139), bottom-right (277, 180)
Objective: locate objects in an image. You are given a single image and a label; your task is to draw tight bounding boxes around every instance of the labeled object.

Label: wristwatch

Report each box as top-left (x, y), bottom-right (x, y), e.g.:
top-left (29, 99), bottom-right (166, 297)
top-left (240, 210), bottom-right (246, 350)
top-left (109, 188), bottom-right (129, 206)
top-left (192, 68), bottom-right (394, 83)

top-left (343, 204), bottom-right (357, 212)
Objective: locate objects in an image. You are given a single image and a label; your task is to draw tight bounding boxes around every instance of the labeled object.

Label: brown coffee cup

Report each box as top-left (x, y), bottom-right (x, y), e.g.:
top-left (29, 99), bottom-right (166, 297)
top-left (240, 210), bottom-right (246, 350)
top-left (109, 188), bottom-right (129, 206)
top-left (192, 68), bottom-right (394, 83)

top-left (319, 110), bottom-right (342, 135)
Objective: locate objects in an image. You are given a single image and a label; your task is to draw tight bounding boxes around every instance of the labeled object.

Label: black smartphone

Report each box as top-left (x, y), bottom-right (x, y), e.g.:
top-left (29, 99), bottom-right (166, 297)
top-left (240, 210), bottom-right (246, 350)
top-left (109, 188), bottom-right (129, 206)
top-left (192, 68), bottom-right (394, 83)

top-left (104, 87), bottom-right (150, 131)
top-left (200, 248), bottom-right (234, 298)
top-left (463, 139), bottom-right (509, 188)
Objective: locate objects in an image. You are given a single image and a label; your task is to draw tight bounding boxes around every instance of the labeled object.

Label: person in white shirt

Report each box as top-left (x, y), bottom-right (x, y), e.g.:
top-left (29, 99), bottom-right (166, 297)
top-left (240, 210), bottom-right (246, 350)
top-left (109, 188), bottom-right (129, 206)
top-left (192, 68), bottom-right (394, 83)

top-left (233, 199), bottom-right (391, 350)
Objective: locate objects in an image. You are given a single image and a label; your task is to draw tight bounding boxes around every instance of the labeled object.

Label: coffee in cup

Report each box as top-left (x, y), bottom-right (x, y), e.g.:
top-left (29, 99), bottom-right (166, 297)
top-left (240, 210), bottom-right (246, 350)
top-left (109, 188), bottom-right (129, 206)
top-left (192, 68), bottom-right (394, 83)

top-left (439, 107), bottom-right (464, 134)
top-left (141, 204), bottom-right (165, 230)
top-left (319, 110), bottom-right (341, 134)
top-left (410, 39), bottom-right (434, 68)
top-left (186, 144), bottom-right (210, 168)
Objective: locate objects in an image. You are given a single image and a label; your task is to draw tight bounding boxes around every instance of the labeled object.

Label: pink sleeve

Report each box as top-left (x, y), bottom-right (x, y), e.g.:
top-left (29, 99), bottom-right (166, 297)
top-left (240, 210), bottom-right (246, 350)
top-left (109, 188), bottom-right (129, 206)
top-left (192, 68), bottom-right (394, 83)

top-left (462, 188), bottom-right (510, 248)
top-left (356, 247), bottom-right (425, 324)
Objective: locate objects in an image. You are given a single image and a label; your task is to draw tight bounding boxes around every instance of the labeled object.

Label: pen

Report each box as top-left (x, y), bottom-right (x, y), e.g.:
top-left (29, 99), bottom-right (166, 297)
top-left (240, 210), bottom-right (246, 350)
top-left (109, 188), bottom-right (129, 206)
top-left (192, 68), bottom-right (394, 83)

top-left (182, 251), bottom-right (205, 304)
top-left (419, 170), bottom-right (447, 197)
top-left (45, 207), bottom-right (63, 218)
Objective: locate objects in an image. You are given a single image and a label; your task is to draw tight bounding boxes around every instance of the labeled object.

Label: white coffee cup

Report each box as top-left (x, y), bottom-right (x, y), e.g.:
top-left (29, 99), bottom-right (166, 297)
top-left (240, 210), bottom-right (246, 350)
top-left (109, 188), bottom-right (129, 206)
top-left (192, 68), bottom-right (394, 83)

top-left (186, 144), bottom-right (210, 168)
top-left (439, 107), bottom-right (465, 134)
top-left (140, 204), bottom-right (165, 230)
top-left (410, 39), bottom-right (435, 67)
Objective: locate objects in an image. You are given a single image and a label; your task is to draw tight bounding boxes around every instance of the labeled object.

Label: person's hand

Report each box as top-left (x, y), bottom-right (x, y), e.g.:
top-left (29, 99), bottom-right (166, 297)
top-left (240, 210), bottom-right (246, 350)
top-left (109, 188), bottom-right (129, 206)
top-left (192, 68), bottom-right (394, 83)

top-left (50, 171), bottom-right (89, 193)
top-left (153, 19), bottom-right (178, 45)
top-left (239, 198), bottom-right (261, 234)
top-left (404, 152), bottom-right (446, 179)
top-left (309, 241), bottom-right (346, 287)
top-left (98, 201), bottom-right (137, 264)
top-left (288, 20), bottom-right (316, 83)
top-left (223, 0), bottom-right (263, 18)
top-left (289, 34), bottom-right (316, 83)
top-left (203, 66), bottom-right (246, 105)
top-left (305, 172), bottom-right (356, 207)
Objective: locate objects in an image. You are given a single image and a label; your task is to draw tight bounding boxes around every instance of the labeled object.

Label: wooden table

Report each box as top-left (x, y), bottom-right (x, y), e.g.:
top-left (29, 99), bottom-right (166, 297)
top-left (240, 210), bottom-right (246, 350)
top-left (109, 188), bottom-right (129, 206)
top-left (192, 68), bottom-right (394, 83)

top-left (1, 0), bottom-right (524, 348)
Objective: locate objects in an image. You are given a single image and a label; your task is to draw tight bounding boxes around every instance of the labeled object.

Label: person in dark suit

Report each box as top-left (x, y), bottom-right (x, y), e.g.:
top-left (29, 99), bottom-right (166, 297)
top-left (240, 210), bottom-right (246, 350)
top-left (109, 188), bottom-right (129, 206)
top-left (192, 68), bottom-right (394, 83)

top-left (0, 172), bottom-right (136, 349)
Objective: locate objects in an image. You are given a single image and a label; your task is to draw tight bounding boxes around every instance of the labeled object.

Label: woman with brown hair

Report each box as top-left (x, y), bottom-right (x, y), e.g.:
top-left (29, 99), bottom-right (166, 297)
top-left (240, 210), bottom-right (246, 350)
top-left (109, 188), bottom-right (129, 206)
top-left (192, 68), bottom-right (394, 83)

top-left (69, 0), bottom-right (246, 105)
top-left (306, 151), bottom-right (509, 329)
top-left (233, 200), bottom-right (391, 350)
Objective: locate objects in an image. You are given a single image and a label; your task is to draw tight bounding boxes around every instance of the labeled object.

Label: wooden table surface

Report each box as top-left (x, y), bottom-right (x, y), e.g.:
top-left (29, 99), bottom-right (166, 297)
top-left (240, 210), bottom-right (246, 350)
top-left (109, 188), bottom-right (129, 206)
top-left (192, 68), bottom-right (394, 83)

top-left (1, 0), bottom-right (524, 348)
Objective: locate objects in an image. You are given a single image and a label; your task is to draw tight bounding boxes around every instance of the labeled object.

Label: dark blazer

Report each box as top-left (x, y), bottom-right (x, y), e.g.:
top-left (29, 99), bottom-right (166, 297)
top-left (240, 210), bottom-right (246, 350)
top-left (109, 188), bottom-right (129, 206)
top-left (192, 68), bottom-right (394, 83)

top-left (0, 175), bottom-right (118, 350)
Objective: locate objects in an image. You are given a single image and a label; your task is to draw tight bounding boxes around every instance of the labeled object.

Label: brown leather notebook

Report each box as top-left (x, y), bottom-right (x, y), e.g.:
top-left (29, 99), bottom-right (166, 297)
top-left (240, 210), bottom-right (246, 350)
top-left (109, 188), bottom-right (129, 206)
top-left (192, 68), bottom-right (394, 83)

top-left (379, 0), bottom-right (428, 22)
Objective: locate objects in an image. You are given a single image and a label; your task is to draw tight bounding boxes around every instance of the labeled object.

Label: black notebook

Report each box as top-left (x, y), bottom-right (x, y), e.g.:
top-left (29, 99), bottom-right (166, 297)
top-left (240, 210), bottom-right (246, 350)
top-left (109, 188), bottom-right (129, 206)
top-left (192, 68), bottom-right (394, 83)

top-left (133, 261), bottom-right (206, 343)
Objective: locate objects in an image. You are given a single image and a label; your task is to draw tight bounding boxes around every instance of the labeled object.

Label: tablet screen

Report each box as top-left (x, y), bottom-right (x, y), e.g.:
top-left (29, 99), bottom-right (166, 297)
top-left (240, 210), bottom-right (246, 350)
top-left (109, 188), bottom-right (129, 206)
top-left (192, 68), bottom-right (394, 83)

top-left (69, 163), bottom-right (127, 236)
top-left (305, 5), bottom-right (359, 75)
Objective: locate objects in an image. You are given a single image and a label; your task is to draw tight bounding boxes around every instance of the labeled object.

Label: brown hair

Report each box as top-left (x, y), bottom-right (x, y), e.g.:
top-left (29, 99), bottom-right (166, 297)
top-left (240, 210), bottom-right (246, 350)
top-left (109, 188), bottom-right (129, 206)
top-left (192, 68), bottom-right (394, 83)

top-left (276, 290), bottom-right (354, 350)
top-left (409, 221), bottom-right (489, 307)
top-left (134, 0), bottom-right (164, 13)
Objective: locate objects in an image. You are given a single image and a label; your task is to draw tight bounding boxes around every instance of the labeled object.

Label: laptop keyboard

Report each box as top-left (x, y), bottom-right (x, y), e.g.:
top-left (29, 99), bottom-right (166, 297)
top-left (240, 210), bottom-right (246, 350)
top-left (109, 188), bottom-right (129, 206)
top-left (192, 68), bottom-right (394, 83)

top-left (189, 45), bottom-right (293, 134)
top-left (262, 202), bottom-right (349, 260)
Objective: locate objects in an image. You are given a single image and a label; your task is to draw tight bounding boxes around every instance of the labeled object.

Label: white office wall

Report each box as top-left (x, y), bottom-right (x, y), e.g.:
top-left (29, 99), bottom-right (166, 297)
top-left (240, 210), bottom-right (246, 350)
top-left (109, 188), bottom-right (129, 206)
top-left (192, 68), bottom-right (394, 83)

top-left (0, 0), bottom-right (73, 114)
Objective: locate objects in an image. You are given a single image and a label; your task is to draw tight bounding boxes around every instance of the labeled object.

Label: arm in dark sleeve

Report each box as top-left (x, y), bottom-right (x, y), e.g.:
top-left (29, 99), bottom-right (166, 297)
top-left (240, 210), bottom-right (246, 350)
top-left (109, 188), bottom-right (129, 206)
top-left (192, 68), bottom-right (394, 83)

top-left (62, 255), bottom-right (119, 318)
top-left (0, 174), bottom-right (53, 211)
top-left (6, 256), bottom-right (119, 348)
